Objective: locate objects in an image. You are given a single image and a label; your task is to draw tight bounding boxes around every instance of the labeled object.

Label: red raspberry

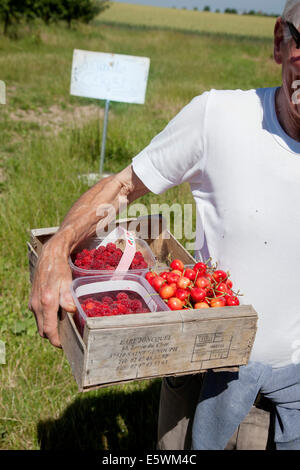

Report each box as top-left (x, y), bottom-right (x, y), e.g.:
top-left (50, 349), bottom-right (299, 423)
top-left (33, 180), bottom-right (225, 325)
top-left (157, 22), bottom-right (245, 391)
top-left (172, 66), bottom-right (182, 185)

top-left (119, 299), bottom-right (130, 309)
top-left (130, 299), bottom-right (143, 312)
top-left (140, 261), bottom-right (148, 268)
top-left (100, 306), bottom-right (111, 316)
top-left (106, 242), bottom-right (116, 251)
top-left (116, 292), bottom-right (129, 301)
top-left (116, 303), bottom-right (127, 314)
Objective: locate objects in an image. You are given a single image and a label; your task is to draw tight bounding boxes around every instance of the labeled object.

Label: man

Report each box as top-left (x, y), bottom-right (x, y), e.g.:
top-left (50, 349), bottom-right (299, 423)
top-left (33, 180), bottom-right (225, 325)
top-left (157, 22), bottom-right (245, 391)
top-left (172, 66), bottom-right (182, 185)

top-left (29, 0), bottom-right (300, 450)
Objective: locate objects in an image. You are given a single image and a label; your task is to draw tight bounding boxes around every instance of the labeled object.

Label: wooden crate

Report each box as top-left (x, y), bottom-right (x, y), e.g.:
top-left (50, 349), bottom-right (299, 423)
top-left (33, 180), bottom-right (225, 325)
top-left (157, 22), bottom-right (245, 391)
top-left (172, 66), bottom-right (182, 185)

top-left (28, 215), bottom-right (258, 392)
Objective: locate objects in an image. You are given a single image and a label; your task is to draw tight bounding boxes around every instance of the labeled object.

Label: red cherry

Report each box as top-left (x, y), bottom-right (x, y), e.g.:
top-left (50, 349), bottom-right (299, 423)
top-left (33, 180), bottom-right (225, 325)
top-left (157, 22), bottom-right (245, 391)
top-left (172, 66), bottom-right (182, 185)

top-left (193, 262), bottom-right (207, 276)
top-left (226, 296), bottom-right (240, 306)
top-left (152, 276), bottom-right (165, 292)
top-left (212, 270), bottom-right (228, 283)
top-left (176, 276), bottom-right (191, 289)
top-left (159, 284), bottom-right (176, 300)
top-left (184, 268), bottom-right (196, 281)
top-left (175, 288), bottom-right (190, 302)
top-left (190, 287), bottom-right (206, 303)
top-left (210, 297), bottom-right (226, 308)
top-left (160, 271), bottom-right (169, 280)
top-left (194, 301), bottom-right (210, 309)
top-left (170, 259), bottom-right (184, 272)
top-left (195, 276), bottom-right (210, 290)
top-left (216, 283), bottom-right (229, 296)
top-left (145, 271), bottom-right (157, 284)
top-left (167, 297), bottom-right (184, 311)
top-left (166, 272), bottom-right (181, 284)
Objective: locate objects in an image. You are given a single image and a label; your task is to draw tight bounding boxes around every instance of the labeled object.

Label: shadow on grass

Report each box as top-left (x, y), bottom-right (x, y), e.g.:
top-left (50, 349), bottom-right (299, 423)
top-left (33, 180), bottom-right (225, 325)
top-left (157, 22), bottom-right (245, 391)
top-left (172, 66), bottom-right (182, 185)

top-left (37, 379), bottom-right (162, 450)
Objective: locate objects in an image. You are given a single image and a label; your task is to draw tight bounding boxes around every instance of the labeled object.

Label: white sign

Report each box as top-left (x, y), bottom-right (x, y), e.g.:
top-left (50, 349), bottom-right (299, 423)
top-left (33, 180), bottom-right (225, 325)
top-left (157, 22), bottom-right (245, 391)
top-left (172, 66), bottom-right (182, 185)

top-left (70, 49), bottom-right (150, 104)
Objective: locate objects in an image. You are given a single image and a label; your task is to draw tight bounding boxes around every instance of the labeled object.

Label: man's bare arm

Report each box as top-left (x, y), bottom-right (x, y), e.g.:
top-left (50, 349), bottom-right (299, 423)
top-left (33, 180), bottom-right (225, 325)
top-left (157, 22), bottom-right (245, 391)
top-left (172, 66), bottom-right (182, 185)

top-left (29, 165), bottom-right (149, 347)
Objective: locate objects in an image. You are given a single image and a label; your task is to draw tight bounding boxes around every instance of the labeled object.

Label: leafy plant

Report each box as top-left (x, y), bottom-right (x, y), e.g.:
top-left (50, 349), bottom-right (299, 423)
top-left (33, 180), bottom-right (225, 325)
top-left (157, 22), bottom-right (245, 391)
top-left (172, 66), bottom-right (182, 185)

top-left (48, 0), bottom-right (110, 28)
top-left (0, 0), bottom-right (27, 35)
top-left (0, 0), bottom-right (110, 35)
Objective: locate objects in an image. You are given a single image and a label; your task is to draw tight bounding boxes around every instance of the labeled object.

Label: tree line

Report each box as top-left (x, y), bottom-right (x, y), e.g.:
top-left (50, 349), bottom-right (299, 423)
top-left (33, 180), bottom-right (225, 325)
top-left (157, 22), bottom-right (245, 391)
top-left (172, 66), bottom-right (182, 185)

top-left (0, 0), bottom-right (110, 36)
top-left (202, 5), bottom-right (278, 17)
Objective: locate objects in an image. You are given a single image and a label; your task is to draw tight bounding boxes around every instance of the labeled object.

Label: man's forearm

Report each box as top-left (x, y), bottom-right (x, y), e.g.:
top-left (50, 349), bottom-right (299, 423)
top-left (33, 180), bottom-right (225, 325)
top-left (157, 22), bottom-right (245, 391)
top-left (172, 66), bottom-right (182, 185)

top-left (48, 165), bottom-right (145, 255)
top-left (53, 174), bottom-right (121, 253)
top-left (29, 164), bottom-right (149, 347)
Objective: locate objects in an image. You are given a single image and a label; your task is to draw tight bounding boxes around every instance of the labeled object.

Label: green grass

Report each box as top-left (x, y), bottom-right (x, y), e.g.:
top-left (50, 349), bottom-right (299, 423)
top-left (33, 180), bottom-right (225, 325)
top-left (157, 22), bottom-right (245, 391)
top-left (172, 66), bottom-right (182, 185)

top-left (0, 6), bottom-right (282, 449)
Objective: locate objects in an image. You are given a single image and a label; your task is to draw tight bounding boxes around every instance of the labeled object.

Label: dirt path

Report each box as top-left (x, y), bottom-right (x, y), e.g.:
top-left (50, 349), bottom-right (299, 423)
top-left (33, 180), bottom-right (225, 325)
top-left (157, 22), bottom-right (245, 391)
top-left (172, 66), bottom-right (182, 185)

top-left (8, 103), bottom-right (105, 135)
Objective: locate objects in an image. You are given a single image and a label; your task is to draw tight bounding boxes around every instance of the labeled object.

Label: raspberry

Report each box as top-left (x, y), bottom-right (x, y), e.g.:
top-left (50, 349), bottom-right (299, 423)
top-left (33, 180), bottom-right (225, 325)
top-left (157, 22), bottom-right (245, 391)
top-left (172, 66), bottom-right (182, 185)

top-left (116, 292), bottom-right (129, 301)
top-left (140, 261), bottom-right (148, 268)
top-left (116, 303), bottom-right (127, 314)
top-left (74, 241), bottom-right (149, 273)
top-left (106, 242), bottom-right (116, 251)
top-left (120, 299), bottom-right (131, 308)
top-left (130, 299), bottom-right (143, 312)
top-left (100, 306), bottom-right (111, 316)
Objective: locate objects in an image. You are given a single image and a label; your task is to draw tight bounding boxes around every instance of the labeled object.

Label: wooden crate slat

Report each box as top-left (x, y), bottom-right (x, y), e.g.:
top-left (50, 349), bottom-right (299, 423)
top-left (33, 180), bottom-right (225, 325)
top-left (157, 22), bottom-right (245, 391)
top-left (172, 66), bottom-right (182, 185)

top-left (58, 312), bottom-right (86, 391)
top-left (82, 315), bottom-right (256, 387)
top-left (84, 304), bottom-right (256, 330)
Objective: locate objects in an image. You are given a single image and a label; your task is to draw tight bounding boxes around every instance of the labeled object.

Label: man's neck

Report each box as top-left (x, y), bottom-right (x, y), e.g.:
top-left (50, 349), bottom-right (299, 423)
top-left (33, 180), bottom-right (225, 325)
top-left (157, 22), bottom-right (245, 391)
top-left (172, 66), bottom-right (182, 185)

top-left (275, 86), bottom-right (300, 142)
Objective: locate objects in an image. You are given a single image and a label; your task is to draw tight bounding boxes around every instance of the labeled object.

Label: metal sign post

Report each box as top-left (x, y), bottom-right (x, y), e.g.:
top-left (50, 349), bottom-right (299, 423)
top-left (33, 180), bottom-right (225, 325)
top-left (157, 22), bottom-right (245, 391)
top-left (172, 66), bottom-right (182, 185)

top-left (70, 50), bottom-right (150, 184)
top-left (99, 99), bottom-right (110, 176)
top-left (0, 80), bottom-right (5, 105)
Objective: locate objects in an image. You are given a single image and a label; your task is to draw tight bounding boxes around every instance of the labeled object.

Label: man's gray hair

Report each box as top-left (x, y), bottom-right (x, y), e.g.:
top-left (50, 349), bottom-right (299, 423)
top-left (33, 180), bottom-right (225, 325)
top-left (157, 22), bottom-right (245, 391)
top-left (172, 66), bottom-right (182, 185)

top-left (282, 0), bottom-right (300, 28)
top-left (281, 0), bottom-right (300, 44)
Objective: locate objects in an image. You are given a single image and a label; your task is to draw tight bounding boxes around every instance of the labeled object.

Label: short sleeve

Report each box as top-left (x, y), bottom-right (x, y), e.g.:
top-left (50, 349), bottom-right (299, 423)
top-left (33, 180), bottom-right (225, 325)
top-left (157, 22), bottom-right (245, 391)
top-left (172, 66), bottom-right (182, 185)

top-left (132, 91), bottom-right (210, 194)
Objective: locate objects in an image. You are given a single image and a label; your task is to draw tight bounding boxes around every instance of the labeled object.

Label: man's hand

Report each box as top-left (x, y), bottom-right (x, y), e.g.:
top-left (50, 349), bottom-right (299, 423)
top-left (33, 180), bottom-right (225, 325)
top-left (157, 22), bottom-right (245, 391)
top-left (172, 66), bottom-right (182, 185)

top-left (28, 165), bottom-right (149, 347)
top-left (29, 237), bottom-right (76, 347)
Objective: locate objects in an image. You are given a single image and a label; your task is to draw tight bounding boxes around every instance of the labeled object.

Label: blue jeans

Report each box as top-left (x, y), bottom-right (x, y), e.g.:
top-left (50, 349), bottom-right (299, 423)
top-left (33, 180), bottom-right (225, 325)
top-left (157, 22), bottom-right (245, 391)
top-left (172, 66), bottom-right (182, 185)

top-left (192, 361), bottom-right (300, 450)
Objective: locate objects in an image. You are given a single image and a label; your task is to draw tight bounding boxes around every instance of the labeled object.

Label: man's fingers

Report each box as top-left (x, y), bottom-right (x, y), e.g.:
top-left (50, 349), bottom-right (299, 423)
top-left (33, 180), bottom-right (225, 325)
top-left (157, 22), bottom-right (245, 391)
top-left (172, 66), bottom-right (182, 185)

top-left (30, 270), bottom-right (62, 347)
top-left (40, 287), bottom-right (62, 348)
top-left (28, 242), bottom-right (75, 348)
top-left (59, 277), bottom-right (76, 313)
top-left (28, 295), bottom-right (45, 338)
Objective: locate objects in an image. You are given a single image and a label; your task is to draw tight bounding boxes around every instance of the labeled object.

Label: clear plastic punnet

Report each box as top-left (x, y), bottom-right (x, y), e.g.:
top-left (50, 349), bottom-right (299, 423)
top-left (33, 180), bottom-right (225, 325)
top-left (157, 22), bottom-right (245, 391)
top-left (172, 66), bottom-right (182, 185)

top-left (69, 226), bottom-right (156, 279)
top-left (71, 273), bottom-right (170, 336)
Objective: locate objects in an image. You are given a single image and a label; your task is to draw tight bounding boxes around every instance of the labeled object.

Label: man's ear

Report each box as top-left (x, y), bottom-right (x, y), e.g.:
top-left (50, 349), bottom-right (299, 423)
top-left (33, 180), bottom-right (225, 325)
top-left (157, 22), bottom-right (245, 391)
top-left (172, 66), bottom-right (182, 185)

top-left (274, 17), bottom-right (284, 64)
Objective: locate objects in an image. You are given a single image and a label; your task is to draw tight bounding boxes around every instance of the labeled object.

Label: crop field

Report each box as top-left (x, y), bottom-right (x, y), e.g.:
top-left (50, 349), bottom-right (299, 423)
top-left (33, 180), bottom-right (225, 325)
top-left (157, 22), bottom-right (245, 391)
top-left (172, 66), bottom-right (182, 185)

top-left (98, 1), bottom-right (277, 39)
top-left (0, 1), bottom-right (281, 450)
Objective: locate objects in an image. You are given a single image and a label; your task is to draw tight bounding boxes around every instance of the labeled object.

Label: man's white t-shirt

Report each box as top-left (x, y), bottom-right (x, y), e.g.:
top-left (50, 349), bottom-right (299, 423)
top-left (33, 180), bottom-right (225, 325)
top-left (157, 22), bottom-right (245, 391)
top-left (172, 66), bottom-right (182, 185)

top-left (132, 87), bottom-right (300, 369)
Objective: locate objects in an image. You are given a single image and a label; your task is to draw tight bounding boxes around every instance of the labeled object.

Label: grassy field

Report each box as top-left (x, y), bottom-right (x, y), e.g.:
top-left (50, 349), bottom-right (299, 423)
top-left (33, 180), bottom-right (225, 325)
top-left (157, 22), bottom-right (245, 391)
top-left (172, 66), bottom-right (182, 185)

top-left (98, 1), bottom-right (277, 39)
top-left (0, 2), bottom-right (281, 450)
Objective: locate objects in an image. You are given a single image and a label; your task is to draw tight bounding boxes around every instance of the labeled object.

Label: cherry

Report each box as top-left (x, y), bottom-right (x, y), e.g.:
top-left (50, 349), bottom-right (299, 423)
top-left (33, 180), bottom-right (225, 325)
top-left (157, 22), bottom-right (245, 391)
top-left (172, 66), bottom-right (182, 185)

top-left (190, 287), bottom-right (206, 303)
top-left (226, 296), bottom-right (240, 306)
top-left (168, 297), bottom-right (184, 311)
top-left (170, 259), bottom-right (184, 272)
top-left (193, 262), bottom-right (207, 276)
